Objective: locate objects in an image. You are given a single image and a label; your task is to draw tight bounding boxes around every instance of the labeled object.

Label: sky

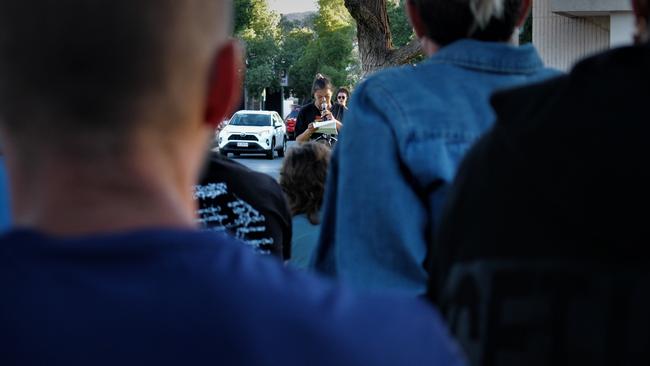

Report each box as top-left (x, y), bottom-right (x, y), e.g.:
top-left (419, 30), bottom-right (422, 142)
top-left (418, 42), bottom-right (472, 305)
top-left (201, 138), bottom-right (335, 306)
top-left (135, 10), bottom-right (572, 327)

top-left (267, 0), bottom-right (318, 14)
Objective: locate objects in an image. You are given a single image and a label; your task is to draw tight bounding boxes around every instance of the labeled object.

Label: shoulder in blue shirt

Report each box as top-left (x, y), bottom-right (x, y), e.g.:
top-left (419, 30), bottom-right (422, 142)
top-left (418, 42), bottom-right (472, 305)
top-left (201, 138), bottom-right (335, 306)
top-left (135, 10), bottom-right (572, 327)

top-left (0, 229), bottom-right (466, 366)
top-left (0, 157), bottom-right (10, 233)
top-left (289, 214), bottom-right (320, 270)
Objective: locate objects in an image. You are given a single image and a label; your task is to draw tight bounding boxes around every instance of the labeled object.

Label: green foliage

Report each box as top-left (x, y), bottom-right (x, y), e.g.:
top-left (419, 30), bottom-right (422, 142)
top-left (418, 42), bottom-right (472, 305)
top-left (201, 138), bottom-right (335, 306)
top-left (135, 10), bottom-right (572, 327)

top-left (387, 0), bottom-right (413, 48)
top-left (281, 27), bottom-right (316, 97)
top-left (235, 0), bottom-right (282, 97)
top-left (246, 0), bottom-right (281, 39)
top-left (286, 0), bottom-right (357, 102)
top-left (246, 63), bottom-right (277, 95)
top-left (314, 0), bottom-right (352, 36)
top-left (289, 45), bottom-right (319, 99)
top-left (280, 13), bottom-right (316, 33)
top-left (280, 27), bottom-right (315, 74)
top-left (387, 0), bottom-right (424, 64)
top-left (234, 0), bottom-right (253, 34)
top-left (242, 32), bottom-right (282, 95)
top-left (234, 0), bottom-right (358, 103)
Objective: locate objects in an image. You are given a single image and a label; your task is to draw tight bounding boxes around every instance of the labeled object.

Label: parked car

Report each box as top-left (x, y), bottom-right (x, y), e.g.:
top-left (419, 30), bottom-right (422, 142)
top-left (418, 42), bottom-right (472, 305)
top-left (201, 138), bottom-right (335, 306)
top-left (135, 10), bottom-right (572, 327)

top-left (218, 110), bottom-right (287, 160)
top-left (285, 107), bottom-right (299, 140)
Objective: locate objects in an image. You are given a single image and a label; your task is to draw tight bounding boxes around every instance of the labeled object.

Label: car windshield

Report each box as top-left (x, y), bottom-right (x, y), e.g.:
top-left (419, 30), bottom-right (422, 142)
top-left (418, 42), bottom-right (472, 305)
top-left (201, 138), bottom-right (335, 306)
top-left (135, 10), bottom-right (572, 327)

top-left (230, 113), bottom-right (272, 127)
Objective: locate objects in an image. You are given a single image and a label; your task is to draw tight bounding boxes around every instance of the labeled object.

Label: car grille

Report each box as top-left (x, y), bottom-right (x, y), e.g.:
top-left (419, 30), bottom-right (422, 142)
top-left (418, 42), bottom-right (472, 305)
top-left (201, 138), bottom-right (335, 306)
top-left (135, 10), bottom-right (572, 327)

top-left (228, 134), bottom-right (258, 141)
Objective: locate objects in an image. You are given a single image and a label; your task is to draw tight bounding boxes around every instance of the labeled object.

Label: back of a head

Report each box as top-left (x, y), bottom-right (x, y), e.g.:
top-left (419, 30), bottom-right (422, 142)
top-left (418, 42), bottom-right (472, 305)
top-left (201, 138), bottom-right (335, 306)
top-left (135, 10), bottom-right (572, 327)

top-left (409, 0), bottom-right (524, 46)
top-left (0, 0), bottom-right (228, 157)
top-left (635, 0), bottom-right (650, 43)
top-left (312, 74), bottom-right (333, 95)
top-left (280, 142), bottom-right (331, 225)
top-left (638, 0), bottom-right (650, 19)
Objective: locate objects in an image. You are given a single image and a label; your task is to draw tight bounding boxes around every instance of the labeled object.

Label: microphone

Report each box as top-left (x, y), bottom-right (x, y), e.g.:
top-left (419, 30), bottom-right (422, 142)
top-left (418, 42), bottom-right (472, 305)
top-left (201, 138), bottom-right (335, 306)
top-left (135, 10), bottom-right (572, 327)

top-left (320, 97), bottom-right (329, 120)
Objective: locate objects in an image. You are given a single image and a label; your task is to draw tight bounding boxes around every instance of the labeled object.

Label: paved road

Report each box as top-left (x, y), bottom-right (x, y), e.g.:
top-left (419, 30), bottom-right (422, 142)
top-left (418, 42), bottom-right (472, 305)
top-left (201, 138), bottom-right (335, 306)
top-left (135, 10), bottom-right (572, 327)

top-left (212, 141), bottom-right (298, 181)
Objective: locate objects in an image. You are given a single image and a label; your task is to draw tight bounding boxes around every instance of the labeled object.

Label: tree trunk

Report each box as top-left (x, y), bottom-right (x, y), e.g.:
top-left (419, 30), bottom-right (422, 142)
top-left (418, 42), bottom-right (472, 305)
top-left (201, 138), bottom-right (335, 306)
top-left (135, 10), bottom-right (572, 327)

top-left (345, 0), bottom-right (421, 76)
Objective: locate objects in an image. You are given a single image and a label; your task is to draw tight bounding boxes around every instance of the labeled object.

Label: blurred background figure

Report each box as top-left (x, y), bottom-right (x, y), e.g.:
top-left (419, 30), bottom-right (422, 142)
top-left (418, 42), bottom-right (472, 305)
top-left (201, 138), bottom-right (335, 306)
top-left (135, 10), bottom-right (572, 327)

top-left (331, 87), bottom-right (349, 122)
top-left (280, 142), bottom-right (331, 269)
top-left (0, 146), bottom-right (9, 233)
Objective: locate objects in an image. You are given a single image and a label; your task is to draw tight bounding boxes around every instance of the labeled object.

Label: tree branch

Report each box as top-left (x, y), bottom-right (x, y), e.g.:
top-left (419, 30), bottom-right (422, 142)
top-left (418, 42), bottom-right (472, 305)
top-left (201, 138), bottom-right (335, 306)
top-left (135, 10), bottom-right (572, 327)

top-left (345, 0), bottom-right (392, 52)
top-left (344, 0), bottom-right (361, 15)
top-left (387, 38), bottom-right (422, 65)
top-left (345, 0), bottom-right (419, 75)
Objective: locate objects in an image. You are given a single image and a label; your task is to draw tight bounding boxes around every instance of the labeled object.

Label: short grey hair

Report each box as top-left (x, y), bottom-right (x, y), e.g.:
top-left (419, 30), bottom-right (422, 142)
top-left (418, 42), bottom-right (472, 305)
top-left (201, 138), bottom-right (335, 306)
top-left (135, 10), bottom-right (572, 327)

top-left (470, 0), bottom-right (506, 28)
top-left (408, 0), bottom-right (524, 46)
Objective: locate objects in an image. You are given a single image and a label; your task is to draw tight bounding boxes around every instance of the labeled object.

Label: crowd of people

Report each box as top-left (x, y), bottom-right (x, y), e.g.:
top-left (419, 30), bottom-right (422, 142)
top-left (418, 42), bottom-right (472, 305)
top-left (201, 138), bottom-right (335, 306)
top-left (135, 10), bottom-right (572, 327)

top-left (2, 0), bottom-right (650, 364)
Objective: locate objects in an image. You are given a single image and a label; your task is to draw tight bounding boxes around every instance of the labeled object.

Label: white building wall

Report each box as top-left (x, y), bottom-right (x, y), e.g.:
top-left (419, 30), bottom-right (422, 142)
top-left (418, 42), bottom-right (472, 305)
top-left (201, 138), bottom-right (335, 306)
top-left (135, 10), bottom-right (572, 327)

top-left (533, 0), bottom-right (610, 71)
top-left (610, 13), bottom-right (636, 47)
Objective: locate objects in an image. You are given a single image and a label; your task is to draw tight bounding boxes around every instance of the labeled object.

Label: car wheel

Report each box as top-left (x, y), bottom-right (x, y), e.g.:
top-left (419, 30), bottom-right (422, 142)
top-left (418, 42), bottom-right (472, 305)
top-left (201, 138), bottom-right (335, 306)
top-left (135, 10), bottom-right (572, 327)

top-left (219, 149), bottom-right (228, 157)
top-left (278, 138), bottom-right (287, 157)
top-left (266, 140), bottom-right (275, 160)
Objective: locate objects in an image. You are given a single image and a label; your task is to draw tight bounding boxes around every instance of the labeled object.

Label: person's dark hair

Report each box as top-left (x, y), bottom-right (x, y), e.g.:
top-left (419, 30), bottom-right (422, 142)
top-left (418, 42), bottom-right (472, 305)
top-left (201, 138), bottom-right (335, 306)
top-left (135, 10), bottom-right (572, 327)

top-left (312, 74), bottom-right (333, 95)
top-left (639, 0), bottom-right (650, 18)
top-left (336, 87), bottom-right (350, 99)
top-left (634, 0), bottom-right (650, 43)
top-left (0, 0), bottom-right (226, 154)
top-left (280, 142), bottom-right (331, 225)
top-left (409, 0), bottom-right (525, 46)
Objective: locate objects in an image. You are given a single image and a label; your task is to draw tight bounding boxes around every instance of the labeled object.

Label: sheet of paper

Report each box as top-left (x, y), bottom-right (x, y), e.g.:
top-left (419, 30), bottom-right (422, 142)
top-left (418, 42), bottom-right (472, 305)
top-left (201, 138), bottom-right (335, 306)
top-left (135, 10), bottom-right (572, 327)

top-left (313, 120), bottom-right (337, 134)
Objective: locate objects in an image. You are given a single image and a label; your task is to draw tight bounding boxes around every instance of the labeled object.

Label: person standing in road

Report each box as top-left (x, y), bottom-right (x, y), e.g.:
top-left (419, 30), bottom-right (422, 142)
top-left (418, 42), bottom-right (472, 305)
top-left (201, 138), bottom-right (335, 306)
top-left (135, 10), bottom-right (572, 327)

top-left (312, 0), bottom-right (559, 296)
top-left (295, 74), bottom-right (343, 144)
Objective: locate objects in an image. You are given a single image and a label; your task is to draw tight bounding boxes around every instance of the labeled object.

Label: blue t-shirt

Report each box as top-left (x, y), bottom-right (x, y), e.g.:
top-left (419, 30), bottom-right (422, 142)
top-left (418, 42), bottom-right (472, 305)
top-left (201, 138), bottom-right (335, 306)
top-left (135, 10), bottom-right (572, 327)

top-left (289, 214), bottom-right (320, 270)
top-left (0, 157), bottom-right (10, 232)
top-left (0, 229), bottom-right (466, 366)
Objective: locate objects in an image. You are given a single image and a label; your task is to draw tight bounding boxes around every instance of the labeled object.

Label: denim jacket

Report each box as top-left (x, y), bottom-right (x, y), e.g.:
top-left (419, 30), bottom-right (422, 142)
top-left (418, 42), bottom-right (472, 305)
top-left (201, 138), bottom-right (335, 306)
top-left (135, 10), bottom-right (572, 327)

top-left (312, 39), bottom-right (560, 296)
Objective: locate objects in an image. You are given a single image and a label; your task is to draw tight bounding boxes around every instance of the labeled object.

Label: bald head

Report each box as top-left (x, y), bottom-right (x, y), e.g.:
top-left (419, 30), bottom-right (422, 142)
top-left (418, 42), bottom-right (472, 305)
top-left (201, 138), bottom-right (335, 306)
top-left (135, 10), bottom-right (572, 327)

top-left (0, 0), bottom-right (231, 155)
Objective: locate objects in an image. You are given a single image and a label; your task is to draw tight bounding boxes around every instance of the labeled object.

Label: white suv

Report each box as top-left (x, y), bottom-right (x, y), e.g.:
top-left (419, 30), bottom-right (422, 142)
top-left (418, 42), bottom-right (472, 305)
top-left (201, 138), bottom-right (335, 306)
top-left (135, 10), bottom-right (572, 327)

top-left (218, 110), bottom-right (288, 159)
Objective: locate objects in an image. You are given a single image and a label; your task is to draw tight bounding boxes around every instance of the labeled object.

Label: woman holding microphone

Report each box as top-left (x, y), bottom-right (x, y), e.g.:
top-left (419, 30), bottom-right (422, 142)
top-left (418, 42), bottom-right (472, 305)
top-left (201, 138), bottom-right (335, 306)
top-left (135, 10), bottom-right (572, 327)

top-left (295, 74), bottom-right (343, 144)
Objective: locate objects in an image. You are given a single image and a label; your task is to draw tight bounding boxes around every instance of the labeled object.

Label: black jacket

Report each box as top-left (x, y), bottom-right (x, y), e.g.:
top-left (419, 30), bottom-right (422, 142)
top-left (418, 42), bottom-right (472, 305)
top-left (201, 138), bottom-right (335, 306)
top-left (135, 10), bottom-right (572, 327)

top-left (331, 103), bottom-right (347, 122)
top-left (195, 152), bottom-right (292, 259)
top-left (429, 43), bottom-right (650, 365)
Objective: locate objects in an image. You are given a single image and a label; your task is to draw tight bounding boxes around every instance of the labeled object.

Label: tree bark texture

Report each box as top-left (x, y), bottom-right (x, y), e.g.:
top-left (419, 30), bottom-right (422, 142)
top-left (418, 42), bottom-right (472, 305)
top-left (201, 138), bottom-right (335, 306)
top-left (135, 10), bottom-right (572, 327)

top-left (345, 0), bottom-right (422, 76)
